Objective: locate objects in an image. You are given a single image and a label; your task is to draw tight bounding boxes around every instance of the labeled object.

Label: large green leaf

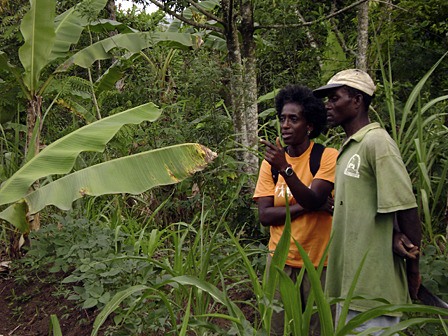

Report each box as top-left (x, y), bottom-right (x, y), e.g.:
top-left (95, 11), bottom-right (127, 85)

top-left (89, 19), bottom-right (138, 34)
top-left (0, 103), bottom-right (162, 206)
top-left (95, 60), bottom-right (126, 95)
top-left (18, 0), bottom-right (56, 94)
top-left (58, 32), bottom-right (195, 70)
top-left (0, 143), bottom-right (217, 230)
top-left (50, 0), bottom-right (108, 61)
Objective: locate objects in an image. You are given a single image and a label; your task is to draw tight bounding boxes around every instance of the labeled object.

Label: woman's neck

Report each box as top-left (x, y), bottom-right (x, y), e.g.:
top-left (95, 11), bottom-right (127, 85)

top-left (286, 138), bottom-right (311, 157)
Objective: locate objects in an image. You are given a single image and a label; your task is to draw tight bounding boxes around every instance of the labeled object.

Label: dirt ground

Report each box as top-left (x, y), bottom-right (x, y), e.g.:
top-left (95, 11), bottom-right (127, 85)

top-left (0, 258), bottom-right (257, 336)
top-left (0, 268), bottom-right (104, 336)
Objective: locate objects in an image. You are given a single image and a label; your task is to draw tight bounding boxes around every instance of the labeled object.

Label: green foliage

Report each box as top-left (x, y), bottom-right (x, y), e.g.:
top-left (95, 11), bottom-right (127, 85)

top-left (375, 50), bottom-right (448, 241)
top-left (2, 1), bottom-right (448, 335)
top-left (373, 0), bottom-right (448, 100)
top-left (21, 212), bottom-right (172, 334)
top-left (420, 241), bottom-right (448, 303)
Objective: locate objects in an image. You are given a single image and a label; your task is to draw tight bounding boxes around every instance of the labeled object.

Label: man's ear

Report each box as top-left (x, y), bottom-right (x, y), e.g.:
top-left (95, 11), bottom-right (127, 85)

top-left (353, 93), bottom-right (363, 108)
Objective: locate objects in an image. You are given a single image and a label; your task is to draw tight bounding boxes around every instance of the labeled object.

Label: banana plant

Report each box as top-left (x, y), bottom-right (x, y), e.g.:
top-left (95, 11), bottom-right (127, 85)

top-left (0, 0), bottom-right (197, 156)
top-left (0, 103), bottom-right (217, 234)
top-left (0, 0), bottom-right (200, 232)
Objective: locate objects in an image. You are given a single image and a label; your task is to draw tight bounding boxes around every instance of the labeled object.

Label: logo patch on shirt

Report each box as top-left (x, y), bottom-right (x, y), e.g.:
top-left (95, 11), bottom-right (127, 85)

top-left (275, 183), bottom-right (292, 198)
top-left (275, 182), bottom-right (312, 199)
top-left (344, 154), bottom-right (361, 178)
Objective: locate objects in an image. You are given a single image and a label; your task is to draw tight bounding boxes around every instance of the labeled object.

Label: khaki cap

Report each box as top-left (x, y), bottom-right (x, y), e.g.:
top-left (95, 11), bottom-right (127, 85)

top-left (313, 69), bottom-right (376, 97)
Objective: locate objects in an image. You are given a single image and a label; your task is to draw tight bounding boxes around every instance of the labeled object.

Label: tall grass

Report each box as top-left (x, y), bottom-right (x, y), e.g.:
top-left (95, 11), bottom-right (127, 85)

top-left (87, 55), bottom-right (448, 333)
top-left (88, 192), bottom-right (448, 336)
top-left (375, 50), bottom-right (448, 241)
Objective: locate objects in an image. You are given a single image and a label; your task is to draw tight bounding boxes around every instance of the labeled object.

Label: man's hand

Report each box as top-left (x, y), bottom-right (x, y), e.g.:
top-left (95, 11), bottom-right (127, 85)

top-left (318, 197), bottom-right (334, 214)
top-left (393, 231), bottom-right (421, 299)
top-left (393, 231), bottom-right (419, 259)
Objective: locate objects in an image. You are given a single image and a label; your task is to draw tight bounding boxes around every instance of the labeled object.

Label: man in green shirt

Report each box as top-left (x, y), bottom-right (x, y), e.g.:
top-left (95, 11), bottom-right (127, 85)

top-left (313, 69), bottom-right (421, 334)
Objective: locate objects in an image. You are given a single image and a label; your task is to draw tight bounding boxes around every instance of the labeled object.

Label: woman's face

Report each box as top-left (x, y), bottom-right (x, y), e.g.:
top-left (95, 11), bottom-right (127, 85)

top-left (279, 102), bottom-right (311, 146)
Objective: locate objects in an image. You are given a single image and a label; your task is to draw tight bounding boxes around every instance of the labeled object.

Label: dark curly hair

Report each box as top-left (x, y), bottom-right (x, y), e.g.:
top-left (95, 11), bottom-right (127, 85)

top-left (275, 85), bottom-right (327, 139)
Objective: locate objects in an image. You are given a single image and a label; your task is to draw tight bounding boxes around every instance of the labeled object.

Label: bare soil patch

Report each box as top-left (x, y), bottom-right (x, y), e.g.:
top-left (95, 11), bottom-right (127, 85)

top-left (0, 268), bottom-right (105, 336)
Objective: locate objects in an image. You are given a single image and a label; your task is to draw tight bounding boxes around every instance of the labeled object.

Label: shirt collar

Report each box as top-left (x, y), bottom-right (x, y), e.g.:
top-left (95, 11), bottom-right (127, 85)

top-left (340, 122), bottom-right (381, 150)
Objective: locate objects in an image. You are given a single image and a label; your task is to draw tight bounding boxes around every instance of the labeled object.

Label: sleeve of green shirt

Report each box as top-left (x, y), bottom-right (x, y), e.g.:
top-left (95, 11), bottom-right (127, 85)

top-left (371, 132), bottom-right (417, 213)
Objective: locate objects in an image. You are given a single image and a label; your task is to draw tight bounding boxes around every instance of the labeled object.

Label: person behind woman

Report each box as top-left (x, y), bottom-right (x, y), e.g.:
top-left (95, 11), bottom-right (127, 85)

top-left (253, 84), bottom-right (338, 335)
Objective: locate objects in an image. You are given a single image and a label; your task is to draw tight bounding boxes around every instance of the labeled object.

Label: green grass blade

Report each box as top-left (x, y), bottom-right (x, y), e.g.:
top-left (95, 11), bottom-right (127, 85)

top-left (91, 285), bottom-right (149, 336)
top-left (179, 290), bottom-right (192, 336)
top-left (49, 314), bottom-right (63, 336)
top-left (335, 250), bottom-right (369, 334)
top-left (277, 266), bottom-right (302, 335)
top-left (420, 188), bottom-right (433, 240)
top-left (338, 304), bottom-right (448, 335)
top-left (399, 51), bottom-right (448, 142)
top-left (171, 275), bottom-right (246, 323)
top-left (261, 196), bottom-right (292, 331)
top-left (224, 224), bottom-right (263, 301)
top-left (379, 317), bottom-right (446, 336)
top-left (295, 241), bottom-right (333, 336)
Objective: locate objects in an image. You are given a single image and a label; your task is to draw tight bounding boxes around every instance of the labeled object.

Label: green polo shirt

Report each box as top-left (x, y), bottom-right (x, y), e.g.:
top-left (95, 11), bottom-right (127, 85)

top-left (326, 123), bottom-right (417, 314)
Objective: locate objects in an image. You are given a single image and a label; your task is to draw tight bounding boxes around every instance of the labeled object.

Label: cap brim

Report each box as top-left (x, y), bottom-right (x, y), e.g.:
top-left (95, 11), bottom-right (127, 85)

top-left (313, 83), bottom-right (344, 98)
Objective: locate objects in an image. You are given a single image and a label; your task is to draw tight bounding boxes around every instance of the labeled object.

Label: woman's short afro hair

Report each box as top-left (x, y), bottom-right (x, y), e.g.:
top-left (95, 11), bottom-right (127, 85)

top-left (275, 84), bottom-right (327, 139)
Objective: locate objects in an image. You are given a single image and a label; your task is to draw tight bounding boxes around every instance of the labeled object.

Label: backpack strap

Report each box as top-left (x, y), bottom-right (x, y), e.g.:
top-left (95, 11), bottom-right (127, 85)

top-left (270, 143), bottom-right (325, 185)
top-left (309, 143), bottom-right (325, 177)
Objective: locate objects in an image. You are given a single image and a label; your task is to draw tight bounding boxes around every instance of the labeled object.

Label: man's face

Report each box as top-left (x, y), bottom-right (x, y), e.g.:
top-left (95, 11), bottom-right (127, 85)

top-left (324, 87), bottom-right (357, 128)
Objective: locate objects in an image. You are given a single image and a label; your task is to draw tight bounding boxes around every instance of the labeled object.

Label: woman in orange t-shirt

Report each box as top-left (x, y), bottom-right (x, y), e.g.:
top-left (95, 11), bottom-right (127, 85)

top-left (253, 84), bottom-right (337, 336)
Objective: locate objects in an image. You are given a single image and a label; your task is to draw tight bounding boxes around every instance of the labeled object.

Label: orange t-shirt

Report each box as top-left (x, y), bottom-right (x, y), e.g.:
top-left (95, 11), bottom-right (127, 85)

top-left (254, 142), bottom-right (338, 267)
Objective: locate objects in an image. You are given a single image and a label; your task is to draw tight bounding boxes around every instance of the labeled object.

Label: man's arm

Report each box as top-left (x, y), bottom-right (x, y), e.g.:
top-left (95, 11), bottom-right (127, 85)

top-left (395, 207), bottom-right (422, 299)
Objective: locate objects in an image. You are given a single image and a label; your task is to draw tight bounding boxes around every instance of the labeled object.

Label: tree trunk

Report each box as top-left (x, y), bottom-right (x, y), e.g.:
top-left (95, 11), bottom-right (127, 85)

top-left (25, 96), bottom-right (42, 159)
top-left (220, 0), bottom-right (259, 193)
top-left (240, 0), bottom-right (258, 181)
top-left (356, 0), bottom-right (369, 70)
top-left (25, 96), bottom-right (42, 231)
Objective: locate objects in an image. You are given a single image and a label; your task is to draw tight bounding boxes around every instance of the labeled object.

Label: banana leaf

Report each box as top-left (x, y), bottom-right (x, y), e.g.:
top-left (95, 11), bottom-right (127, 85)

top-left (0, 143), bottom-right (217, 231)
top-left (50, 0), bottom-right (109, 61)
top-left (0, 103), bottom-right (162, 206)
top-left (89, 19), bottom-right (138, 34)
top-left (58, 32), bottom-right (196, 70)
top-left (18, 0), bottom-right (56, 94)
top-left (95, 60), bottom-right (126, 95)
